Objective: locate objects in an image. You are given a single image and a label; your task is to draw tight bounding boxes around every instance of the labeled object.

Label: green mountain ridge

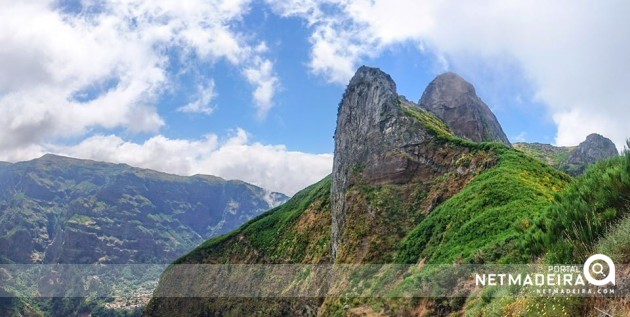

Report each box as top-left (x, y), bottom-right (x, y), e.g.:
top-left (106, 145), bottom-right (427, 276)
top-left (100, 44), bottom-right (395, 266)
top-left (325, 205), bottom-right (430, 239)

top-left (145, 67), bottom-right (629, 316)
top-left (513, 142), bottom-right (575, 168)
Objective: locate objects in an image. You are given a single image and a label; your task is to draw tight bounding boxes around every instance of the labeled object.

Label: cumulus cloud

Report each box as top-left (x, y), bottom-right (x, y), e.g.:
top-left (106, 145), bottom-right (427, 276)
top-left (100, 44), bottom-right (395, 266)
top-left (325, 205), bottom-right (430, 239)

top-left (4, 0), bottom-right (628, 194)
top-left (0, 0), bottom-right (280, 151)
top-left (0, 0), bottom-right (165, 149)
top-left (0, 0), bottom-right (320, 195)
top-left (51, 129), bottom-right (332, 196)
top-left (268, 0), bottom-right (630, 149)
top-left (244, 57), bottom-right (280, 119)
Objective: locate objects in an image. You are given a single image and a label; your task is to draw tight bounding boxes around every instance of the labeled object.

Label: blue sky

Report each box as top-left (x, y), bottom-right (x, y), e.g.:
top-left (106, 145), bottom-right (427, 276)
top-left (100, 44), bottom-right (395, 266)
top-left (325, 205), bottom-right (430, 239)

top-left (0, 0), bottom-right (628, 195)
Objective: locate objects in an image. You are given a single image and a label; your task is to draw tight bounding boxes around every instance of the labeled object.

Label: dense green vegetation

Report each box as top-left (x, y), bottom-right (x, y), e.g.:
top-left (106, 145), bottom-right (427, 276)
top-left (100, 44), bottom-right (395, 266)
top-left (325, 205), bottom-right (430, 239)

top-left (531, 142), bottom-right (630, 263)
top-left (465, 146), bottom-right (630, 316)
top-left (397, 103), bottom-right (571, 265)
top-left (597, 215), bottom-right (630, 264)
top-left (397, 148), bottom-right (570, 264)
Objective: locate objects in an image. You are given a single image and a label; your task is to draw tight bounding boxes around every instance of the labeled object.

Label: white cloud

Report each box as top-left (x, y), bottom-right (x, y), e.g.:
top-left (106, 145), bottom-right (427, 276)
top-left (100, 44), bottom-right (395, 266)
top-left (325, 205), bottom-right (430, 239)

top-left (0, 0), bottom-right (280, 152)
top-left (244, 57), bottom-right (280, 119)
top-left (309, 22), bottom-right (368, 84)
top-left (0, 0), bottom-right (313, 195)
top-left (268, 0), bottom-right (630, 150)
top-left (4, 0), bottom-right (628, 194)
top-left (0, 0), bottom-right (166, 148)
top-left (177, 81), bottom-right (216, 115)
top-left (50, 129), bottom-right (332, 196)
top-left (266, 0), bottom-right (381, 84)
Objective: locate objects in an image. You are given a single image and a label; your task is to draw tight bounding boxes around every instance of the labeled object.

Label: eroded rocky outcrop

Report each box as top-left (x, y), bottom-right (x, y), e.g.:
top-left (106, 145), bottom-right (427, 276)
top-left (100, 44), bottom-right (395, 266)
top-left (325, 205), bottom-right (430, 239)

top-left (568, 133), bottom-right (618, 166)
top-left (331, 67), bottom-right (499, 259)
top-left (419, 72), bottom-right (510, 145)
top-left (332, 66), bottom-right (422, 258)
top-left (515, 133), bottom-right (618, 175)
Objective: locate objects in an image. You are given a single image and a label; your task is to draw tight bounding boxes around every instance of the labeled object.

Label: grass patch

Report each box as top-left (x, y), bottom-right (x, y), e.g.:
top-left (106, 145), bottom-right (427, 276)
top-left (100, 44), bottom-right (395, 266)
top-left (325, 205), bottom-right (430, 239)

top-left (597, 216), bottom-right (630, 263)
top-left (401, 103), bottom-right (453, 139)
top-left (397, 149), bottom-right (570, 264)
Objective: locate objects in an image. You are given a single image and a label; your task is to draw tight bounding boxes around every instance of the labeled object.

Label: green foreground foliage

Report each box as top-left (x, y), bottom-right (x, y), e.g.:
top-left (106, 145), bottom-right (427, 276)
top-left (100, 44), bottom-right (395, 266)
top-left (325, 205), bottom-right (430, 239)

top-left (531, 143), bottom-right (630, 263)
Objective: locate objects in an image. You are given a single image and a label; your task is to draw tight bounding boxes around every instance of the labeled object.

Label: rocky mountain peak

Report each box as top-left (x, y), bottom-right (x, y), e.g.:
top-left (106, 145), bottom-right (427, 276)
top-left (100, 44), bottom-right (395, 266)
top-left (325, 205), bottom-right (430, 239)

top-left (419, 72), bottom-right (511, 145)
top-left (422, 72), bottom-right (477, 99)
top-left (331, 66), bottom-right (497, 259)
top-left (568, 133), bottom-right (618, 166)
top-left (348, 65), bottom-right (397, 92)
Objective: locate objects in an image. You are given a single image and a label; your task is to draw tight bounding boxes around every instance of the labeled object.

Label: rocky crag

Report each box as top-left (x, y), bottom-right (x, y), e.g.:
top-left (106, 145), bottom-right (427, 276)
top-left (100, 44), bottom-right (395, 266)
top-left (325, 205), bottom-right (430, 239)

top-left (146, 67), bottom-right (566, 316)
top-left (419, 72), bottom-right (510, 145)
top-left (568, 133), bottom-right (618, 169)
top-left (514, 133), bottom-right (618, 175)
top-left (331, 67), bottom-right (498, 260)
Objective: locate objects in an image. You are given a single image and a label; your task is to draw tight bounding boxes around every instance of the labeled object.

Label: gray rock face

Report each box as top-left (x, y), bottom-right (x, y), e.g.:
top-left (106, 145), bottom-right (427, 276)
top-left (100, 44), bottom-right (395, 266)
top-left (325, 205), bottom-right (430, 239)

top-left (332, 66), bottom-right (404, 258)
top-left (419, 72), bottom-right (511, 145)
top-left (568, 133), bottom-right (618, 166)
top-left (332, 67), bottom-right (488, 259)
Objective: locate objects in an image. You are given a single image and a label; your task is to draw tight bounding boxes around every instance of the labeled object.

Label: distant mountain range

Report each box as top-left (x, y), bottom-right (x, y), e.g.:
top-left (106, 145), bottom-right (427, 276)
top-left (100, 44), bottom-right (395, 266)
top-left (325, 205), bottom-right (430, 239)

top-left (0, 154), bottom-right (287, 265)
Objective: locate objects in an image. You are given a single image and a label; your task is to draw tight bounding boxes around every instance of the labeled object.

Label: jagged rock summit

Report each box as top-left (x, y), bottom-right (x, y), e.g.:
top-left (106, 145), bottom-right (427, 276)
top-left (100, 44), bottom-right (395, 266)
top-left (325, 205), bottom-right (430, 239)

top-left (419, 72), bottom-right (511, 145)
top-left (568, 133), bottom-right (618, 166)
top-left (331, 66), bottom-right (500, 259)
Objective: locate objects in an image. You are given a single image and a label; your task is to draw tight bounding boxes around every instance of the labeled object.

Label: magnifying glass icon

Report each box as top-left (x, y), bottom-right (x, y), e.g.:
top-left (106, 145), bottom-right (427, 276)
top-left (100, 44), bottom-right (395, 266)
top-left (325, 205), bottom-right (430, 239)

top-left (591, 263), bottom-right (606, 276)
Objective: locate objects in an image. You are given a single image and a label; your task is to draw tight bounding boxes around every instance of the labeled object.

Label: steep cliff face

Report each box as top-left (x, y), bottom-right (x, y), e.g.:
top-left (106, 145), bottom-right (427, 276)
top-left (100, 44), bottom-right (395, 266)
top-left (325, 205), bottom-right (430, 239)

top-left (331, 67), bottom-right (427, 258)
top-left (331, 67), bottom-right (498, 260)
top-left (419, 72), bottom-right (511, 145)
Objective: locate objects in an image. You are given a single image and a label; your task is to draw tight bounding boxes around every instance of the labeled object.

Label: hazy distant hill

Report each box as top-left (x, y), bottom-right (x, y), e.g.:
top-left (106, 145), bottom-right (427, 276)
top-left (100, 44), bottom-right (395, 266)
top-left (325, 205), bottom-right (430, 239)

top-left (0, 154), bottom-right (288, 265)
